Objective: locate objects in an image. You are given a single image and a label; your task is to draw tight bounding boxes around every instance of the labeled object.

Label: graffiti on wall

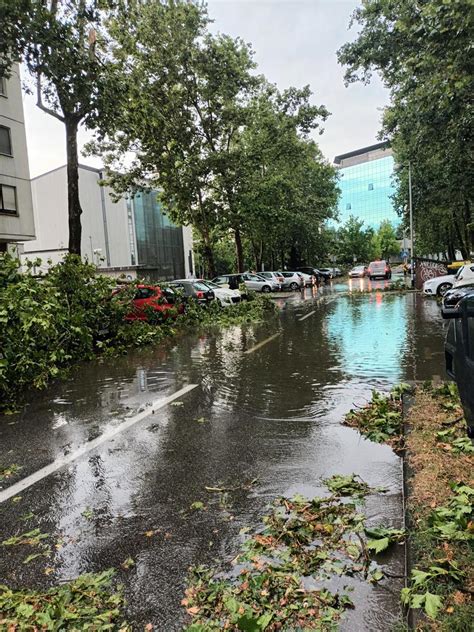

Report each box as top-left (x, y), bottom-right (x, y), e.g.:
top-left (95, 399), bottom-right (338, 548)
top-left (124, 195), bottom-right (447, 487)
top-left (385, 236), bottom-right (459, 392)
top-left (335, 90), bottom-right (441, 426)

top-left (416, 258), bottom-right (449, 289)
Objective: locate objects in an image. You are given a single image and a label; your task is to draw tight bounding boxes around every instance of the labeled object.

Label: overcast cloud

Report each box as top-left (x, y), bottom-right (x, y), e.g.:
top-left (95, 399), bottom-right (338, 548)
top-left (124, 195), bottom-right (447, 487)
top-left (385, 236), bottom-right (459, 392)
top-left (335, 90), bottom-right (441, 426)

top-left (23, 0), bottom-right (389, 178)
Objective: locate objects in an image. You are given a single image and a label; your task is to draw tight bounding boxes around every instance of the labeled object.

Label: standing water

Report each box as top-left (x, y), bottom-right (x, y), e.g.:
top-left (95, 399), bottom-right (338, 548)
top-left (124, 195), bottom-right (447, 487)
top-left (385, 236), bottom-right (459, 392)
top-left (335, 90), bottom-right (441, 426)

top-left (0, 288), bottom-right (447, 630)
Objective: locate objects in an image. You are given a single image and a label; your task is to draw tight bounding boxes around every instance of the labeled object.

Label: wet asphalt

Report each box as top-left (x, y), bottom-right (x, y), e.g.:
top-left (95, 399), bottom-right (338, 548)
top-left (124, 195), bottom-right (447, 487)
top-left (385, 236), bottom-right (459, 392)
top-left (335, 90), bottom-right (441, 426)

top-left (0, 278), bottom-right (448, 630)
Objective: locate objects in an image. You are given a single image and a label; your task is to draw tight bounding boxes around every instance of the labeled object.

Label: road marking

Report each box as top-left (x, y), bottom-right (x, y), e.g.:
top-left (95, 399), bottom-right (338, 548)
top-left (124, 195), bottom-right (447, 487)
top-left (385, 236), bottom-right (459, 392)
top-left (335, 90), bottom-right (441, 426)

top-left (0, 384), bottom-right (198, 505)
top-left (298, 310), bottom-right (315, 322)
top-left (244, 332), bottom-right (280, 355)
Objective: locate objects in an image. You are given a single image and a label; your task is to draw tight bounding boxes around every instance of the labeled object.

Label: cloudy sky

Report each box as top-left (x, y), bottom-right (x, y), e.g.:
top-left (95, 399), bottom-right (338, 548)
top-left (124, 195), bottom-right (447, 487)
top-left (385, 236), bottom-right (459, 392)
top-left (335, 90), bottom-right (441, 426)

top-left (23, 0), bottom-right (389, 178)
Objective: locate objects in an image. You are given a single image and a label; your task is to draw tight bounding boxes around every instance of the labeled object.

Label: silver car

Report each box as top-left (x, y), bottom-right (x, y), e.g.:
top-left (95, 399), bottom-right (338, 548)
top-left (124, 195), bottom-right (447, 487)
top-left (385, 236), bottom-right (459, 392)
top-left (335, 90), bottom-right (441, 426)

top-left (212, 273), bottom-right (276, 293)
top-left (280, 271), bottom-right (304, 290)
top-left (259, 271), bottom-right (284, 290)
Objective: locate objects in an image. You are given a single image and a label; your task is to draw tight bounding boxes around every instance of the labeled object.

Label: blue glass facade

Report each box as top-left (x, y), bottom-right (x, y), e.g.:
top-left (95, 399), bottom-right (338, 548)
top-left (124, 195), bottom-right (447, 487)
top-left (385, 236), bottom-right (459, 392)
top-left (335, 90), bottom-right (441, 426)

top-left (336, 155), bottom-right (399, 230)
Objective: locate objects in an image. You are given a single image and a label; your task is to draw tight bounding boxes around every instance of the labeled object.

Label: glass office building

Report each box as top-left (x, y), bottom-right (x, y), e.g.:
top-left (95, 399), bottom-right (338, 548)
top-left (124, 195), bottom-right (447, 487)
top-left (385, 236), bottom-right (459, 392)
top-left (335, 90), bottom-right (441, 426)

top-left (334, 142), bottom-right (399, 230)
top-left (132, 191), bottom-right (185, 280)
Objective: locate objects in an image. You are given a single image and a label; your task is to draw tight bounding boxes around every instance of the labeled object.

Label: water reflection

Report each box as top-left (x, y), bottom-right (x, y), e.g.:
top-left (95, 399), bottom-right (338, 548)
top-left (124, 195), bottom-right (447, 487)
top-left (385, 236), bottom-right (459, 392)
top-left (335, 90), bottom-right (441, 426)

top-left (326, 293), bottom-right (408, 383)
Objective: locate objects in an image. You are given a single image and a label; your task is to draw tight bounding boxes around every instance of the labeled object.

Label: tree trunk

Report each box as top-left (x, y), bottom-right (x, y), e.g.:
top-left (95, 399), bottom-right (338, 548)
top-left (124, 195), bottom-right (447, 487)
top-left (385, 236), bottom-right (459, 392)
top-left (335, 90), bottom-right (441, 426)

top-left (200, 226), bottom-right (216, 278)
top-left (65, 116), bottom-right (82, 255)
top-left (235, 228), bottom-right (244, 272)
top-left (202, 244), bottom-right (216, 279)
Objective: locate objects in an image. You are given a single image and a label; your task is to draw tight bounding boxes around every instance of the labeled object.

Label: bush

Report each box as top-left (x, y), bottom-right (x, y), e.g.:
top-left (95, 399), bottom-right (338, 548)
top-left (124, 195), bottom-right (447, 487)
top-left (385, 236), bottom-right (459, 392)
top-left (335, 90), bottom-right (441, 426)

top-left (0, 254), bottom-right (129, 409)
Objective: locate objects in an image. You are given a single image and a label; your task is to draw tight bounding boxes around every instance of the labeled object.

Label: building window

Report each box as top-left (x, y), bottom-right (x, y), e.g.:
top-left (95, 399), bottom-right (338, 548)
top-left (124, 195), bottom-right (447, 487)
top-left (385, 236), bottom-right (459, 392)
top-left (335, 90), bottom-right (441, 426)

top-left (0, 75), bottom-right (6, 97)
top-left (0, 184), bottom-right (17, 215)
top-left (368, 183), bottom-right (374, 190)
top-left (346, 203), bottom-right (351, 210)
top-left (0, 126), bottom-right (12, 156)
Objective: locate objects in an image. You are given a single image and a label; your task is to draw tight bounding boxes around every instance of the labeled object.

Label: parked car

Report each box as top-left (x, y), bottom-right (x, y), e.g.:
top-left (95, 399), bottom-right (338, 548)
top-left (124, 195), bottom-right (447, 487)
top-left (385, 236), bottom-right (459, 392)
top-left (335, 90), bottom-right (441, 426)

top-left (442, 289), bottom-right (474, 438)
top-left (318, 268), bottom-right (333, 279)
top-left (296, 267), bottom-right (321, 281)
top-left (168, 280), bottom-right (215, 305)
top-left (331, 267), bottom-right (343, 277)
top-left (422, 274), bottom-right (455, 297)
top-left (199, 280), bottom-right (241, 307)
top-left (212, 273), bottom-right (277, 293)
top-left (117, 284), bottom-right (183, 322)
top-left (314, 268), bottom-right (332, 282)
top-left (280, 271), bottom-right (304, 290)
top-left (259, 271), bottom-right (284, 289)
top-left (295, 271), bottom-right (316, 287)
top-left (452, 264), bottom-right (474, 289)
top-left (348, 265), bottom-right (368, 278)
top-left (442, 285), bottom-right (474, 311)
top-left (368, 260), bottom-right (391, 280)
top-left (447, 260), bottom-right (472, 274)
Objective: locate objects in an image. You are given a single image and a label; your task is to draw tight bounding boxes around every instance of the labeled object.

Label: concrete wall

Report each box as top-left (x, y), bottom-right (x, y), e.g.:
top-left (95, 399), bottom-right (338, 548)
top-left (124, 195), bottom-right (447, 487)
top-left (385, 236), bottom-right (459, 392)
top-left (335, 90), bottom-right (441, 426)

top-left (23, 164), bottom-right (194, 280)
top-left (0, 64), bottom-right (35, 244)
top-left (24, 165), bottom-right (134, 270)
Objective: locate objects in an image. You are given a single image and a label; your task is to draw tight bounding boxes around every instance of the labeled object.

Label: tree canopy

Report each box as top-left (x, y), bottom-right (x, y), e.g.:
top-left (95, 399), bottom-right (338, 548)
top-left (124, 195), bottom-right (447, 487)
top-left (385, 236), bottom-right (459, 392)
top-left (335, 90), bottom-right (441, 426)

top-left (87, 0), bottom-right (338, 275)
top-left (338, 0), bottom-right (473, 259)
top-left (0, 0), bottom-right (123, 255)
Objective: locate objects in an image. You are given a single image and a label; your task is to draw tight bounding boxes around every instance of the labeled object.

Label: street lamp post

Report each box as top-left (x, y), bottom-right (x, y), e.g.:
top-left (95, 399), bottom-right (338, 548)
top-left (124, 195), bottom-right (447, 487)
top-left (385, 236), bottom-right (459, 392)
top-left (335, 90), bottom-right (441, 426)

top-left (408, 161), bottom-right (415, 288)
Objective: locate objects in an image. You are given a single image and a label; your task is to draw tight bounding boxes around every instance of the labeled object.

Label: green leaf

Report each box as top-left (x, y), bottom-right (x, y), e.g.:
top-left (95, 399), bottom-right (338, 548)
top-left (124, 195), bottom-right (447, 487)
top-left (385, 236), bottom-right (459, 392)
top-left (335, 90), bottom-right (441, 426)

top-left (236, 613), bottom-right (262, 632)
top-left (424, 592), bottom-right (443, 619)
top-left (257, 612), bottom-right (273, 629)
top-left (366, 537), bottom-right (390, 553)
top-left (411, 569), bottom-right (431, 586)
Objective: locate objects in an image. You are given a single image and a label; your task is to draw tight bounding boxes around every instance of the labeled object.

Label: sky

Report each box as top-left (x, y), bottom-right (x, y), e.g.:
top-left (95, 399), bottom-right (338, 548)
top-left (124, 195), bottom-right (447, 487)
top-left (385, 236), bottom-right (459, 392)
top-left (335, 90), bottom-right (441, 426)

top-left (23, 0), bottom-right (389, 178)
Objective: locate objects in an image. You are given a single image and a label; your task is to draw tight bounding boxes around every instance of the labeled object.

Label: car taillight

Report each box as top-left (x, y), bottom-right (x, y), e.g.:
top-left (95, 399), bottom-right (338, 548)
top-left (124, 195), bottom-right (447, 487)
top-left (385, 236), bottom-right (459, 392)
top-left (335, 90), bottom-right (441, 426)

top-left (196, 291), bottom-right (204, 299)
top-left (385, 267), bottom-right (389, 272)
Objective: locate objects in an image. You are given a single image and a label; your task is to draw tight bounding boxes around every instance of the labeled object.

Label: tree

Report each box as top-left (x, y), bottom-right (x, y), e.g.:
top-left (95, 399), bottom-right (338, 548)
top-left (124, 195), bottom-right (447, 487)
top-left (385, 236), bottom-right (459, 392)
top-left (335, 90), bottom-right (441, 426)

top-left (89, 2), bottom-right (337, 274)
top-left (0, 0), bottom-right (121, 255)
top-left (87, 1), bottom-right (255, 276)
top-left (338, 0), bottom-right (473, 258)
top-left (229, 83), bottom-right (336, 270)
top-left (335, 216), bottom-right (374, 264)
top-left (371, 220), bottom-right (399, 261)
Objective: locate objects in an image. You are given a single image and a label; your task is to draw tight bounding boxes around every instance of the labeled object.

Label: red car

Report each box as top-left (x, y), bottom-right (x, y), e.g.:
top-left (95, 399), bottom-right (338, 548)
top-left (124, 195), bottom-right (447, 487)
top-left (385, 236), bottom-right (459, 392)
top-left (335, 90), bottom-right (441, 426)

top-left (116, 284), bottom-right (184, 322)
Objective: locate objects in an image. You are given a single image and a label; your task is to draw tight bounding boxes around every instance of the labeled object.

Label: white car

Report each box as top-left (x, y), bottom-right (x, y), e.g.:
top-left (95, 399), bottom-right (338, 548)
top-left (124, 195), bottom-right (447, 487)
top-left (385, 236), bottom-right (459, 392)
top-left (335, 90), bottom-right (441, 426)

top-left (200, 280), bottom-right (241, 306)
top-left (453, 264), bottom-right (474, 288)
top-left (292, 271), bottom-right (315, 287)
top-left (422, 274), bottom-right (455, 297)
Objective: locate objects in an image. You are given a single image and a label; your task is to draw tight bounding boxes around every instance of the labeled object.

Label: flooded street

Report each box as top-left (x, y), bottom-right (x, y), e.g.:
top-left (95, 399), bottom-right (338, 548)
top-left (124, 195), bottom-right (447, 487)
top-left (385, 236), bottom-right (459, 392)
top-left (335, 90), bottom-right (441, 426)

top-left (0, 284), bottom-right (448, 630)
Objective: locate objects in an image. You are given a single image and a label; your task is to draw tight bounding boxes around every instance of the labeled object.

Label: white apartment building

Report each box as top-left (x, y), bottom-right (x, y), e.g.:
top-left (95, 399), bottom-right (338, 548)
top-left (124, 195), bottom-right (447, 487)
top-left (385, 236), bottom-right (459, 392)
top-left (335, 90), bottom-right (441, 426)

top-left (0, 64), bottom-right (35, 251)
top-left (23, 164), bottom-right (194, 280)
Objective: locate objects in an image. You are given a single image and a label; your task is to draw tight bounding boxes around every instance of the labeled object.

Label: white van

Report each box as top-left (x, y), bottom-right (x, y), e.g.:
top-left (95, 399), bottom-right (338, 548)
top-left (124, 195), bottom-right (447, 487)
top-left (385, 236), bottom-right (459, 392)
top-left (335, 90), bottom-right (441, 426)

top-left (453, 264), bottom-right (474, 288)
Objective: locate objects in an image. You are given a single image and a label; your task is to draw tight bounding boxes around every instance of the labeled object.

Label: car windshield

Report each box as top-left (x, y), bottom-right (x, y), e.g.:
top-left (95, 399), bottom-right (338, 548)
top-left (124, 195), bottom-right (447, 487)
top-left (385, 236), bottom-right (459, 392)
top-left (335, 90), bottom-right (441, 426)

top-left (203, 280), bottom-right (219, 289)
top-left (455, 266), bottom-right (465, 279)
top-left (193, 282), bottom-right (210, 291)
top-left (259, 272), bottom-right (271, 278)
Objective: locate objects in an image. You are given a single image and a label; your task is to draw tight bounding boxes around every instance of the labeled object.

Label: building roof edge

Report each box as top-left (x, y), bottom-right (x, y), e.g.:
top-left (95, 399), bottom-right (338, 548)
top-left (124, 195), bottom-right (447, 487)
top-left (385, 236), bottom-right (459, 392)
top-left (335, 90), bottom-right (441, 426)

top-left (334, 141), bottom-right (390, 165)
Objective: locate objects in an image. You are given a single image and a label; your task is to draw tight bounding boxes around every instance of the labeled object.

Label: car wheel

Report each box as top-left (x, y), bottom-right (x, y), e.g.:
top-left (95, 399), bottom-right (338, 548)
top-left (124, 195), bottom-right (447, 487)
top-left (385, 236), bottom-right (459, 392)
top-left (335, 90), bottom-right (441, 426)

top-left (262, 285), bottom-right (271, 293)
top-left (290, 282), bottom-right (299, 291)
top-left (437, 282), bottom-right (453, 297)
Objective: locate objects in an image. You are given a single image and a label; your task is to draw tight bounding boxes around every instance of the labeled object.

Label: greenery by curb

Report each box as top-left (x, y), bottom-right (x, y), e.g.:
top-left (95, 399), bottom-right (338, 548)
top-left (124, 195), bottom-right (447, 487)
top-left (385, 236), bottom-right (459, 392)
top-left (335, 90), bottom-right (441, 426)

top-left (344, 383), bottom-right (474, 629)
top-left (182, 475), bottom-right (404, 631)
top-left (0, 570), bottom-right (130, 631)
top-left (0, 254), bottom-right (277, 413)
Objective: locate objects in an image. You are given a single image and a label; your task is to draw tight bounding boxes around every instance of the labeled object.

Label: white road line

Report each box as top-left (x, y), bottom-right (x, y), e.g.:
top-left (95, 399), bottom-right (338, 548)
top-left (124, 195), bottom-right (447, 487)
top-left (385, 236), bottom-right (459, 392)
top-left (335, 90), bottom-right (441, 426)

top-left (243, 332), bottom-right (280, 355)
top-left (0, 384), bottom-right (198, 505)
top-left (298, 310), bottom-right (315, 322)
